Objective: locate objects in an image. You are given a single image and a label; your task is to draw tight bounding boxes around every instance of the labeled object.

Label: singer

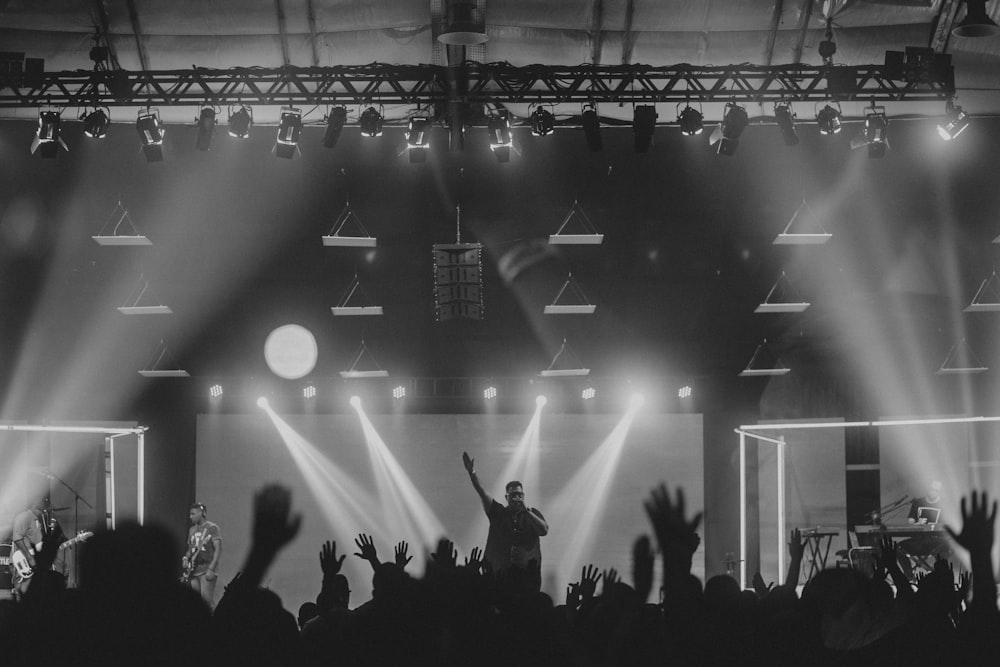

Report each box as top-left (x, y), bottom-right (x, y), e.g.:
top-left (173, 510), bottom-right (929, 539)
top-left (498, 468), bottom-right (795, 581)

top-left (461, 451), bottom-right (549, 580)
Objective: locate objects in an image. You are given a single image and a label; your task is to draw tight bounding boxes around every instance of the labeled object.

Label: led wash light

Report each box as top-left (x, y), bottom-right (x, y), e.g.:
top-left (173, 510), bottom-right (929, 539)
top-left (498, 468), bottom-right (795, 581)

top-left (323, 106), bottom-right (348, 148)
top-left (31, 110), bottom-right (67, 158)
top-left (136, 108), bottom-right (165, 162)
top-left (937, 101), bottom-right (970, 141)
top-left (360, 106), bottom-right (383, 137)
top-left (406, 116), bottom-right (431, 162)
top-left (714, 102), bottom-right (748, 156)
top-left (530, 106), bottom-right (555, 136)
top-left (677, 104), bottom-right (704, 136)
top-left (275, 106), bottom-right (303, 159)
top-left (488, 111), bottom-right (512, 162)
top-left (195, 106), bottom-right (216, 151)
top-left (81, 108), bottom-right (110, 138)
top-left (774, 101), bottom-right (798, 146)
top-left (816, 103), bottom-right (843, 135)
top-left (228, 104), bottom-right (253, 139)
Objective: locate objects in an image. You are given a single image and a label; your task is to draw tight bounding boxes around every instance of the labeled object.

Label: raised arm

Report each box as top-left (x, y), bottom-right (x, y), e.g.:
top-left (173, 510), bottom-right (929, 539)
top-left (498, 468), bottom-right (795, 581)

top-left (463, 451), bottom-right (493, 514)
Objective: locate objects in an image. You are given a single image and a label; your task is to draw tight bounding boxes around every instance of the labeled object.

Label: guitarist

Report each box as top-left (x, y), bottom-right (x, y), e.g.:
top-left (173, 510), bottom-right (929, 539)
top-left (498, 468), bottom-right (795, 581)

top-left (183, 502), bottom-right (222, 608)
top-left (11, 498), bottom-right (64, 600)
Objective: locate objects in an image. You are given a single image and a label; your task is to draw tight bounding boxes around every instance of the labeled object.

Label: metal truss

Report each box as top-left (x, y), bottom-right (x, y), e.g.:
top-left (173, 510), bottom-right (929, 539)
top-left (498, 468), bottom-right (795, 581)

top-left (0, 62), bottom-right (953, 109)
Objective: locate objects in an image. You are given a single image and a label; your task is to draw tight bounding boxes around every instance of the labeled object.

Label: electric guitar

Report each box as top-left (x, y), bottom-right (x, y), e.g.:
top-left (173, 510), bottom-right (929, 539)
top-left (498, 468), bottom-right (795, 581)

top-left (11, 531), bottom-right (94, 584)
top-left (180, 529), bottom-right (212, 583)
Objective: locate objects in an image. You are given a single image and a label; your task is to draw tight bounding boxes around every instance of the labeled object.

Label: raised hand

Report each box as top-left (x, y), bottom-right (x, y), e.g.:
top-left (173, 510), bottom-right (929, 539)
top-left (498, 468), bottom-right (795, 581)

top-left (602, 567), bottom-right (620, 594)
top-left (394, 541), bottom-right (413, 569)
top-left (353, 533), bottom-right (380, 566)
top-left (752, 572), bottom-right (774, 597)
top-left (579, 564), bottom-right (602, 600)
top-left (464, 546), bottom-right (483, 570)
top-left (632, 535), bottom-right (654, 602)
top-left (946, 491), bottom-right (998, 556)
top-left (430, 537), bottom-right (458, 569)
top-left (320, 540), bottom-right (346, 577)
top-left (566, 581), bottom-right (582, 610)
top-left (462, 451), bottom-right (475, 475)
top-left (644, 483), bottom-right (702, 576)
top-left (251, 485), bottom-right (302, 555)
top-left (788, 528), bottom-right (804, 562)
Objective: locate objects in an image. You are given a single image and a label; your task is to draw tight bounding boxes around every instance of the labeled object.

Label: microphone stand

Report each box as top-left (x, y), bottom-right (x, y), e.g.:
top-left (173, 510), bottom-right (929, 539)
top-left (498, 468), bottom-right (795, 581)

top-left (49, 472), bottom-right (92, 586)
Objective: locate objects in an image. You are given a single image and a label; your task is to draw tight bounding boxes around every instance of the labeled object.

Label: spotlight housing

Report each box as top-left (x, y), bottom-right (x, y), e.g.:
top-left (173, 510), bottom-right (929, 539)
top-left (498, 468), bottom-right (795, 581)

top-left (633, 105), bottom-right (657, 153)
top-left (275, 106), bottom-right (302, 159)
top-left (406, 116), bottom-right (431, 162)
top-left (81, 108), bottom-right (110, 138)
top-left (195, 106), bottom-right (216, 151)
top-left (816, 103), bottom-right (843, 135)
top-left (774, 101), bottom-right (799, 146)
top-left (136, 108), bottom-right (164, 162)
top-left (228, 104), bottom-right (253, 139)
top-left (488, 110), bottom-right (512, 162)
top-left (953, 0), bottom-right (1000, 38)
top-left (677, 104), bottom-right (704, 136)
top-left (349, 395), bottom-right (362, 409)
top-left (851, 105), bottom-right (888, 158)
top-left (32, 110), bottom-right (66, 158)
top-left (256, 396), bottom-right (269, 409)
top-left (715, 102), bottom-right (748, 156)
top-left (360, 106), bottom-right (383, 137)
top-left (530, 106), bottom-right (555, 136)
top-left (322, 106), bottom-right (348, 148)
top-left (581, 102), bottom-right (602, 152)
top-left (937, 101), bottom-right (970, 141)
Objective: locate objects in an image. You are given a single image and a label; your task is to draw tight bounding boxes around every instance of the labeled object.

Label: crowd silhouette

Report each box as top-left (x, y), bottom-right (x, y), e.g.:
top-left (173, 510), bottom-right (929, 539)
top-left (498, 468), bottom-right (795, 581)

top-left (1, 481), bottom-right (998, 665)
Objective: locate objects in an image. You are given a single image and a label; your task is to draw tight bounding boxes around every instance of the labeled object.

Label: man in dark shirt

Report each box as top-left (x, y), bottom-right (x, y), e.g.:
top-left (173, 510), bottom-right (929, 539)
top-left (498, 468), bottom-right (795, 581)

top-left (462, 451), bottom-right (548, 574)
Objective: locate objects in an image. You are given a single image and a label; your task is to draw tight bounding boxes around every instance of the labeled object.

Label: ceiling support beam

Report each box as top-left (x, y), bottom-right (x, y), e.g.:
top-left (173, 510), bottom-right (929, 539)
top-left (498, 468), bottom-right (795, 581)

top-left (123, 0), bottom-right (150, 71)
top-left (305, 0), bottom-right (320, 67)
top-left (792, 0), bottom-right (816, 65)
top-left (930, 0), bottom-right (961, 54)
top-left (589, 0), bottom-right (604, 65)
top-left (275, 0), bottom-right (292, 66)
top-left (621, 0), bottom-right (636, 65)
top-left (0, 62), bottom-right (954, 109)
top-left (762, 0), bottom-right (785, 66)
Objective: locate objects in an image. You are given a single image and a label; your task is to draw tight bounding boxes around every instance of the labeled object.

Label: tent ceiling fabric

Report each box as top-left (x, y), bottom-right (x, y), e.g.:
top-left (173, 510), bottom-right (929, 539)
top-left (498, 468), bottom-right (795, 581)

top-left (1, 1), bottom-right (999, 117)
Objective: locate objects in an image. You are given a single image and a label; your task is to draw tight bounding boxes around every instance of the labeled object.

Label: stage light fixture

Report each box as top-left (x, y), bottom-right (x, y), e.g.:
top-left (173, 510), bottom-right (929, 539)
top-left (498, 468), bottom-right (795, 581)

top-left (582, 387), bottom-right (596, 400)
top-left (633, 105), bottom-right (657, 153)
top-left (629, 393), bottom-right (646, 411)
top-left (851, 105), bottom-right (888, 158)
top-left (349, 395), bottom-right (362, 409)
top-left (303, 385), bottom-right (316, 399)
top-left (406, 116), bottom-right (431, 162)
top-left (678, 385), bottom-right (693, 399)
top-left (488, 110), bottom-right (512, 162)
top-left (81, 108), bottom-right (110, 138)
top-left (774, 101), bottom-right (799, 146)
top-left (937, 100), bottom-right (970, 141)
top-left (392, 385), bottom-right (406, 399)
top-left (530, 106), bottom-right (555, 136)
top-left (256, 396), bottom-right (268, 409)
top-left (209, 384), bottom-right (223, 399)
top-left (581, 103), bottom-right (602, 152)
top-left (484, 385), bottom-right (498, 400)
top-left (274, 106), bottom-right (302, 159)
top-left (953, 0), bottom-right (1000, 37)
top-left (677, 104), bottom-right (704, 136)
top-left (715, 102), bottom-right (748, 156)
top-left (195, 106), bottom-right (216, 151)
top-left (536, 395), bottom-right (547, 407)
top-left (360, 106), bottom-right (383, 137)
top-left (322, 106), bottom-right (348, 148)
top-left (816, 103), bottom-right (843, 135)
top-left (228, 104), bottom-right (253, 139)
top-left (31, 110), bottom-right (67, 158)
top-left (136, 108), bottom-right (164, 162)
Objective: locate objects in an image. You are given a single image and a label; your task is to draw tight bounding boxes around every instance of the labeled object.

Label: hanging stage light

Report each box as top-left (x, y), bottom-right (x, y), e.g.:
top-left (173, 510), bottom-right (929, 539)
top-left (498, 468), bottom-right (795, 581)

top-left (715, 101), bottom-right (748, 156)
top-left (323, 106), bottom-right (348, 148)
top-left (530, 106), bottom-right (555, 136)
top-left (135, 108), bottom-right (164, 162)
top-left (274, 106), bottom-right (302, 159)
top-left (406, 116), bottom-right (431, 162)
top-left (195, 106), bottom-right (216, 151)
top-left (816, 103), bottom-right (843, 135)
top-left (851, 104), bottom-right (888, 158)
top-left (360, 106), bottom-right (383, 137)
top-left (677, 104), bottom-right (704, 136)
top-left (774, 101), bottom-right (799, 146)
top-left (633, 105), bottom-right (657, 153)
top-left (228, 104), bottom-right (253, 139)
top-left (488, 110), bottom-right (512, 162)
top-left (31, 109), bottom-right (67, 158)
top-left (581, 102), bottom-right (602, 152)
top-left (937, 100), bottom-right (971, 141)
top-left (953, 0), bottom-right (1000, 37)
top-left (81, 108), bottom-right (110, 138)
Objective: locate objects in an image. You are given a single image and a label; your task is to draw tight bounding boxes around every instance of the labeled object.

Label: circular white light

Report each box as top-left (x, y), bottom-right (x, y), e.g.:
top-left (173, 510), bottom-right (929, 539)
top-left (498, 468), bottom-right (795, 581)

top-left (264, 324), bottom-right (318, 379)
top-left (349, 396), bottom-right (362, 409)
top-left (536, 395), bottom-right (547, 407)
top-left (256, 396), bottom-right (269, 409)
top-left (629, 393), bottom-right (646, 410)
